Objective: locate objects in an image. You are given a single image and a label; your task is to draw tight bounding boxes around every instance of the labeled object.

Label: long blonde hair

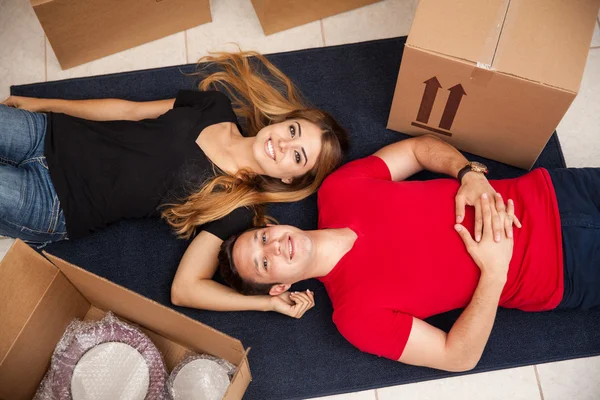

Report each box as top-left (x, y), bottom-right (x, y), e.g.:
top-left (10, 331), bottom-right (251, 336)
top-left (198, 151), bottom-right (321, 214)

top-left (161, 51), bottom-right (348, 239)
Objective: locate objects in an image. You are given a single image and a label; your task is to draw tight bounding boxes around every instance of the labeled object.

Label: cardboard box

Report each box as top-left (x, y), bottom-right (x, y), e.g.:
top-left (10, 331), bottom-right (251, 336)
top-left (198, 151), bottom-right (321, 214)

top-left (31, 0), bottom-right (212, 70)
top-left (0, 240), bottom-right (251, 400)
top-left (251, 0), bottom-right (381, 35)
top-left (388, 0), bottom-right (600, 169)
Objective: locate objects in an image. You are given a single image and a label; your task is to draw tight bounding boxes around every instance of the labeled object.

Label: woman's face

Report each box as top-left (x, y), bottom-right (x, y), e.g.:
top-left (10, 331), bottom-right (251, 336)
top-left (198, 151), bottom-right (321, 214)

top-left (253, 119), bottom-right (323, 183)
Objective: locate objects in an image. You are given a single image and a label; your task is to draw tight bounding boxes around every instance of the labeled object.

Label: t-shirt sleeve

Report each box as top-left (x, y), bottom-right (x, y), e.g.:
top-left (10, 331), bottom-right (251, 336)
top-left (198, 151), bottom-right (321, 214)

top-left (324, 156), bottom-right (391, 187)
top-left (319, 155), bottom-right (392, 199)
top-left (174, 90), bottom-right (226, 109)
top-left (334, 307), bottom-right (414, 360)
top-left (174, 90), bottom-right (240, 129)
top-left (201, 207), bottom-right (254, 241)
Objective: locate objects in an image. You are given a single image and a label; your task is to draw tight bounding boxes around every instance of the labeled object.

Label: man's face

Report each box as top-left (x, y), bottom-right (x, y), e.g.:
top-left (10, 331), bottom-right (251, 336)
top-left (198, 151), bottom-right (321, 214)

top-left (232, 225), bottom-right (315, 286)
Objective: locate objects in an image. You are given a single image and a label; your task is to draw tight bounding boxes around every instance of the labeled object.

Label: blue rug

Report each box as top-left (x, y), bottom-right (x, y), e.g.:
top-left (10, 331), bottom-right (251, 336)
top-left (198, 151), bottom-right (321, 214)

top-left (13, 37), bottom-right (599, 400)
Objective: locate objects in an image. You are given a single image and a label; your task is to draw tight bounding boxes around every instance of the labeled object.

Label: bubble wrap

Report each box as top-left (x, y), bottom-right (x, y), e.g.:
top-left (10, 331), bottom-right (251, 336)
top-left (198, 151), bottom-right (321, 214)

top-left (167, 353), bottom-right (236, 400)
top-left (34, 312), bottom-right (168, 400)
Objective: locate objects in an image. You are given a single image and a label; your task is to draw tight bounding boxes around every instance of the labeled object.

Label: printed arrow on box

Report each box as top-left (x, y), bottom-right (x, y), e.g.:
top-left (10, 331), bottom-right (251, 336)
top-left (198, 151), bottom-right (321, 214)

top-left (439, 84), bottom-right (466, 131)
top-left (416, 77), bottom-right (441, 124)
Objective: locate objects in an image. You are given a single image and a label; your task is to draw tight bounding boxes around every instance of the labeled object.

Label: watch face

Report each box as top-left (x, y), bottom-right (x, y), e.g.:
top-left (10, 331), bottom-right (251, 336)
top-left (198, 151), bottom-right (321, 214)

top-left (470, 162), bottom-right (488, 173)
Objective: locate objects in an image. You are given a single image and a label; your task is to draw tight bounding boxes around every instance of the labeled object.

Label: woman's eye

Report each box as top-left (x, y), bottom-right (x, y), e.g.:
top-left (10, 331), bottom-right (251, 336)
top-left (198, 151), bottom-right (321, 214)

top-left (263, 257), bottom-right (268, 269)
top-left (262, 233), bottom-right (267, 244)
top-left (290, 125), bottom-right (296, 138)
top-left (295, 151), bottom-right (301, 164)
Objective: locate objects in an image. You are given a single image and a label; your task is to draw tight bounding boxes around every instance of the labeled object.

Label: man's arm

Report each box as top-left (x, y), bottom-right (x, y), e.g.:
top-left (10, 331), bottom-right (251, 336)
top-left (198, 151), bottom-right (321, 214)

top-left (171, 230), bottom-right (314, 318)
top-left (2, 95), bottom-right (175, 121)
top-left (400, 274), bottom-right (505, 371)
top-left (399, 193), bottom-right (514, 371)
top-left (373, 135), bottom-right (520, 242)
top-left (374, 134), bottom-right (468, 181)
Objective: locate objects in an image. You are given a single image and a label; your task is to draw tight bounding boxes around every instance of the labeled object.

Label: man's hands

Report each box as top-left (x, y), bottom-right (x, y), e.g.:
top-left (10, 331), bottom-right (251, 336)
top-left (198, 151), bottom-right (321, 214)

top-left (2, 96), bottom-right (41, 111)
top-left (455, 193), bottom-right (515, 282)
top-left (455, 172), bottom-right (521, 242)
top-left (269, 290), bottom-right (315, 319)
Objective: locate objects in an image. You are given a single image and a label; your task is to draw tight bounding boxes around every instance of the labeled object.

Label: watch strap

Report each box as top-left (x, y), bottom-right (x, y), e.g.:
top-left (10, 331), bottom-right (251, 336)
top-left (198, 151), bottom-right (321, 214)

top-left (458, 164), bottom-right (473, 183)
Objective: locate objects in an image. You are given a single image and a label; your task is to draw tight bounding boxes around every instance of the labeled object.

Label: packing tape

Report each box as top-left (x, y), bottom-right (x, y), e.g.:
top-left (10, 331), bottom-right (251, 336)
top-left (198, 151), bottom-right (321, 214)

top-left (471, 0), bottom-right (511, 87)
top-left (470, 64), bottom-right (494, 87)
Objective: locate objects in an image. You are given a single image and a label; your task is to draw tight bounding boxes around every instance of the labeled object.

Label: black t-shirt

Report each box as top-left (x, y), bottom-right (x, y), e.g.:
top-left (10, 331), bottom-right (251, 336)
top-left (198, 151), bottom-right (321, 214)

top-left (44, 90), bottom-right (253, 240)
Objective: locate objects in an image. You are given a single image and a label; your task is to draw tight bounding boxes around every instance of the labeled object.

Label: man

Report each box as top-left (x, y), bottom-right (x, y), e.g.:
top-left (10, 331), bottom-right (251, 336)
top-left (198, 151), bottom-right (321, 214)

top-left (218, 134), bottom-right (600, 371)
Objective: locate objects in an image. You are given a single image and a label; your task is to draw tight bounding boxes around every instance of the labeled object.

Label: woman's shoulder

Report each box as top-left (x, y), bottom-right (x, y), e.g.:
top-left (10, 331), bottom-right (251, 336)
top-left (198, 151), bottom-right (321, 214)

top-left (174, 89), bottom-right (233, 110)
top-left (201, 206), bottom-right (255, 241)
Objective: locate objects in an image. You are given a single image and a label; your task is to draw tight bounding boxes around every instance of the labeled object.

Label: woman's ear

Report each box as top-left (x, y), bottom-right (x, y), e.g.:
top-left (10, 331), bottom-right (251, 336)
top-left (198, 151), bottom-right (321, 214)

top-left (281, 177), bottom-right (293, 184)
top-left (269, 284), bottom-right (291, 296)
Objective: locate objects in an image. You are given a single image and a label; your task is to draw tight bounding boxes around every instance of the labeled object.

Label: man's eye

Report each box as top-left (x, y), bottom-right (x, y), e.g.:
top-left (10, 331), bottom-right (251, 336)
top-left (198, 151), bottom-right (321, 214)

top-left (263, 257), bottom-right (268, 269)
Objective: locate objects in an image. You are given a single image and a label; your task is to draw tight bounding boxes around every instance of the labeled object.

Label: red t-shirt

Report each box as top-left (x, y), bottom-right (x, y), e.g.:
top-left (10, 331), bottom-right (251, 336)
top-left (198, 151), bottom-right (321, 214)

top-left (317, 156), bottom-right (563, 361)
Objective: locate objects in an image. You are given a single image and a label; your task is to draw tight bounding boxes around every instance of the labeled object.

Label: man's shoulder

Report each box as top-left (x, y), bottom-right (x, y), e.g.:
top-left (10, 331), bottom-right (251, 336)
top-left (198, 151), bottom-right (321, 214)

top-left (326, 270), bottom-right (377, 320)
top-left (335, 156), bottom-right (383, 177)
top-left (320, 156), bottom-right (383, 192)
top-left (330, 297), bottom-right (396, 340)
top-left (330, 295), bottom-right (366, 324)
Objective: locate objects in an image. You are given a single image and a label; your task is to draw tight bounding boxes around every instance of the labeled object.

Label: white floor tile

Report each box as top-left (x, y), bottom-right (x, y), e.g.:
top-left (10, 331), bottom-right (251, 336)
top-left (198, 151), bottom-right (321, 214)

top-left (1, 1), bottom-right (599, 400)
top-left (186, 0), bottom-right (323, 63)
top-left (0, 237), bottom-right (16, 262)
top-left (0, 0), bottom-right (46, 100)
top-left (556, 48), bottom-right (600, 167)
top-left (536, 356), bottom-right (600, 400)
top-left (377, 367), bottom-right (541, 400)
top-left (306, 389), bottom-right (376, 400)
top-left (321, 0), bottom-right (418, 46)
top-left (45, 32), bottom-right (186, 81)
top-left (591, 19), bottom-right (600, 47)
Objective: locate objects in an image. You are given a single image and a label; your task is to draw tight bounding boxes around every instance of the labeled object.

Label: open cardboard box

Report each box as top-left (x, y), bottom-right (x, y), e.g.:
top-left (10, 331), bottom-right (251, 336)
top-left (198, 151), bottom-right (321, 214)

top-left (388, 0), bottom-right (600, 169)
top-left (31, 0), bottom-right (212, 70)
top-left (251, 0), bottom-right (381, 35)
top-left (0, 240), bottom-right (251, 400)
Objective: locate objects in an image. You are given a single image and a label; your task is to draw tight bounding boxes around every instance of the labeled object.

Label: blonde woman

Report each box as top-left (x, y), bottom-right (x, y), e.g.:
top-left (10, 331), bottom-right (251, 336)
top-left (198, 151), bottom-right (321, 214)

top-left (1, 51), bottom-right (348, 318)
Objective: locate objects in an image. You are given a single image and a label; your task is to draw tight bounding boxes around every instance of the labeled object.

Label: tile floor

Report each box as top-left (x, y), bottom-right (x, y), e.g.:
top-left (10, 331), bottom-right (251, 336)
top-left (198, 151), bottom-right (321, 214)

top-left (1, 0), bottom-right (599, 399)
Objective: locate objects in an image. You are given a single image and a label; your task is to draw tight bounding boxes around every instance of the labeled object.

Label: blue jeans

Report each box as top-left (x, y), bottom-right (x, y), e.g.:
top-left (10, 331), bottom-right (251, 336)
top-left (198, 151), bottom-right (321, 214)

top-left (549, 168), bottom-right (600, 310)
top-left (0, 105), bottom-right (67, 244)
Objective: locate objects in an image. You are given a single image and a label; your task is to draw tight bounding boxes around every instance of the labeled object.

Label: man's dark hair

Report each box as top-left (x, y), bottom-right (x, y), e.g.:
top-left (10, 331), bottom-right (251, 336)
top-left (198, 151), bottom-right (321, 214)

top-left (219, 228), bottom-right (277, 296)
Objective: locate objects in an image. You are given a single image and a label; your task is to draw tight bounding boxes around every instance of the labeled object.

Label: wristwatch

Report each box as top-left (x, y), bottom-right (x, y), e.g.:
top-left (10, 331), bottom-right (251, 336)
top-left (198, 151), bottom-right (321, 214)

top-left (457, 161), bottom-right (488, 183)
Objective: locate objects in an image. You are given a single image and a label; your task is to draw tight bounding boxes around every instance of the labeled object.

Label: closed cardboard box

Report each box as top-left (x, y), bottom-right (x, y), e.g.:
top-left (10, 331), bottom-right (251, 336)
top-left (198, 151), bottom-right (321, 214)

top-left (388, 0), bottom-right (600, 169)
top-left (251, 0), bottom-right (381, 35)
top-left (0, 240), bottom-right (251, 400)
top-left (31, 0), bottom-right (212, 70)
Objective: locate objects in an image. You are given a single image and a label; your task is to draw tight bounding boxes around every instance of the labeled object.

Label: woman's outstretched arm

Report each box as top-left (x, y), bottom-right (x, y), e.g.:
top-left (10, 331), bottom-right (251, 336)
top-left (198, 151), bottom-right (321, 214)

top-left (2, 95), bottom-right (175, 121)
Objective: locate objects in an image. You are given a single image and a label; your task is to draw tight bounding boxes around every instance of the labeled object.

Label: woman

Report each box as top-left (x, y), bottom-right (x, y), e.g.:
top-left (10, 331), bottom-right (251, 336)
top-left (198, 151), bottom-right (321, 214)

top-left (1, 51), bottom-right (348, 318)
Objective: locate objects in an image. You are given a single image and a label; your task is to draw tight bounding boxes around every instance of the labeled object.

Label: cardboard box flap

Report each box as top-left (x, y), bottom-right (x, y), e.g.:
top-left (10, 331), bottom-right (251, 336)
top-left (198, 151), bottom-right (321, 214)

top-left (251, 0), bottom-right (380, 35)
top-left (493, 0), bottom-right (600, 93)
top-left (0, 273), bottom-right (90, 400)
top-left (0, 241), bottom-right (59, 361)
top-left (407, 0), bottom-right (509, 65)
top-left (30, 0), bottom-right (53, 7)
top-left (43, 252), bottom-right (248, 365)
top-left (31, 0), bottom-right (211, 70)
top-left (223, 348), bottom-right (252, 399)
top-left (0, 241), bottom-right (90, 400)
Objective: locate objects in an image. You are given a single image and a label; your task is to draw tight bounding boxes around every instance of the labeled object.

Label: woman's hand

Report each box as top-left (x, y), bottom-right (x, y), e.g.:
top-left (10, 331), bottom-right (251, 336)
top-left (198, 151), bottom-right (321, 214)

top-left (270, 290), bottom-right (315, 319)
top-left (455, 193), bottom-right (515, 282)
top-left (456, 173), bottom-right (522, 242)
top-left (2, 96), bottom-right (41, 112)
